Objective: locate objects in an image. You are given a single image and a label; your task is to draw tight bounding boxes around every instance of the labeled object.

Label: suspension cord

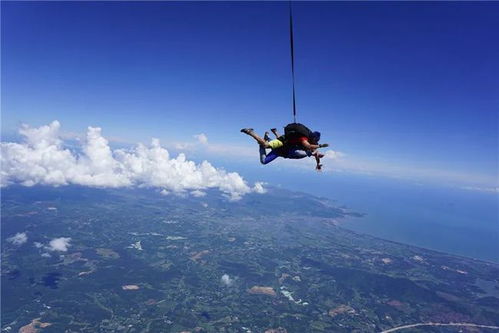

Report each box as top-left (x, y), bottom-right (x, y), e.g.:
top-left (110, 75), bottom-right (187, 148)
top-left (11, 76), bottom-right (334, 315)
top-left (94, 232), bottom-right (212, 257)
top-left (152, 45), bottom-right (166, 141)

top-left (289, 1), bottom-right (297, 123)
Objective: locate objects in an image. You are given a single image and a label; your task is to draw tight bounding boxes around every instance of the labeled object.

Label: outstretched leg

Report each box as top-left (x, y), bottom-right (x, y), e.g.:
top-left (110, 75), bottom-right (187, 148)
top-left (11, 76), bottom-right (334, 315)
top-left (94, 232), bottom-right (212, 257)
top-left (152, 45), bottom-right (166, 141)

top-left (260, 147), bottom-right (280, 165)
top-left (241, 128), bottom-right (270, 147)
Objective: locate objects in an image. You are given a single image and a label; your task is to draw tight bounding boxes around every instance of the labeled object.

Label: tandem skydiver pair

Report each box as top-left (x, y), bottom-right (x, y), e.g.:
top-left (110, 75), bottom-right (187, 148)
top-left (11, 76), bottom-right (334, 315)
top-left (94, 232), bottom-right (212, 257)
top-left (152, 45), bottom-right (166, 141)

top-left (241, 123), bottom-right (329, 171)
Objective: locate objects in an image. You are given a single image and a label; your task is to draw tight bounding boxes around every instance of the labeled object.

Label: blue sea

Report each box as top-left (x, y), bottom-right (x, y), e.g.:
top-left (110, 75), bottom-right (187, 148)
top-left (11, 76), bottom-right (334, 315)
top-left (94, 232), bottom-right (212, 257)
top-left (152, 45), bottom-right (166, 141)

top-left (234, 163), bottom-right (498, 263)
top-left (322, 176), bottom-right (498, 263)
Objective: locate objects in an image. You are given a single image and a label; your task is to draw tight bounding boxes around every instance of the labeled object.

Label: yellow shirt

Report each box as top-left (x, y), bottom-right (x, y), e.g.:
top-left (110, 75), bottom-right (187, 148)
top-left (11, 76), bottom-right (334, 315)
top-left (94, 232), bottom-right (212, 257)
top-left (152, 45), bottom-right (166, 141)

top-left (268, 139), bottom-right (284, 149)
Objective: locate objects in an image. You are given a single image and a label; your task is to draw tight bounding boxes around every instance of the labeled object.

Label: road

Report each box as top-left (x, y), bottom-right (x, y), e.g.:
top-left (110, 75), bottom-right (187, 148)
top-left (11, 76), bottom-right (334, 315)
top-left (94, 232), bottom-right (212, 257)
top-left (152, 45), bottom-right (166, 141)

top-left (381, 322), bottom-right (499, 332)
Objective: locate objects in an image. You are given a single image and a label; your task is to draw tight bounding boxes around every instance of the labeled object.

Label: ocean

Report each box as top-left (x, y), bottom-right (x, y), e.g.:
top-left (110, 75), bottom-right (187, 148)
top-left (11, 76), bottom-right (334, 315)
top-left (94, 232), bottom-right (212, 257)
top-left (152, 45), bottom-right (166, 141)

top-left (322, 175), bottom-right (498, 263)
top-left (236, 164), bottom-right (498, 263)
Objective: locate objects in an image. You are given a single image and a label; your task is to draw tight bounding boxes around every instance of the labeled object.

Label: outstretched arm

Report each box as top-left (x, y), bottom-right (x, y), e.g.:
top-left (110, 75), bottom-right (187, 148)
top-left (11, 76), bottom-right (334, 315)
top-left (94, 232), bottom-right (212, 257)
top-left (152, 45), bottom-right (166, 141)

top-left (301, 139), bottom-right (329, 151)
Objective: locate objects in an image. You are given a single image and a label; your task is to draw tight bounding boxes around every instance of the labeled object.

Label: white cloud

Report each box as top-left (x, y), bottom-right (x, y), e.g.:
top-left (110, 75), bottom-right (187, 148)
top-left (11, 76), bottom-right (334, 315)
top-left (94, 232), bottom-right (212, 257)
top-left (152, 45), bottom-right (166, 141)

top-left (1, 121), bottom-right (264, 200)
top-left (47, 237), bottom-right (71, 252)
top-left (41, 253), bottom-right (51, 258)
top-left (221, 274), bottom-right (233, 286)
top-left (174, 142), bottom-right (191, 150)
top-left (7, 232), bottom-right (28, 245)
top-left (252, 182), bottom-right (267, 194)
top-left (172, 133), bottom-right (208, 151)
top-left (322, 149), bottom-right (345, 161)
top-left (191, 190), bottom-right (206, 197)
top-left (34, 242), bottom-right (44, 248)
top-left (194, 133), bottom-right (208, 145)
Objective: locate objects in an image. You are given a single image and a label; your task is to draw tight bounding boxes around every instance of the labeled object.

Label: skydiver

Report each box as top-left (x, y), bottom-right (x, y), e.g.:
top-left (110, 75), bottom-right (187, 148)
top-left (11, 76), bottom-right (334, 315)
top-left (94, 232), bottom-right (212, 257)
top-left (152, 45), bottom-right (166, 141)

top-left (240, 126), bottom-right (328, 170)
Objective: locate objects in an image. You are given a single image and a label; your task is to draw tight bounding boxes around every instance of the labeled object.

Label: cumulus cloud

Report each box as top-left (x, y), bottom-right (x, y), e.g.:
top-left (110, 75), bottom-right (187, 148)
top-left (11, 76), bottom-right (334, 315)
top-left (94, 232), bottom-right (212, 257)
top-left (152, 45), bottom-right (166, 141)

top-left (194, 133), bottom-right (208, 145)
top-left (47, 237), bottom-right (71, 252)
top-left (0, 121), bottom-right (264, 200)
top-left (221, 274), bottom-right (233, 286)
top-left (7, 232), bottom-right (28, 245)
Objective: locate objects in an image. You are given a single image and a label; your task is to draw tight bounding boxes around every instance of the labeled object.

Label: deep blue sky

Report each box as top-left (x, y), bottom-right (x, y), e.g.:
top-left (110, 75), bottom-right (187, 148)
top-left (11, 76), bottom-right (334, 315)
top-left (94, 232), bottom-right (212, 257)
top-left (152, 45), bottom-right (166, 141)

top-left (2, 1), bottom-right (498, 189)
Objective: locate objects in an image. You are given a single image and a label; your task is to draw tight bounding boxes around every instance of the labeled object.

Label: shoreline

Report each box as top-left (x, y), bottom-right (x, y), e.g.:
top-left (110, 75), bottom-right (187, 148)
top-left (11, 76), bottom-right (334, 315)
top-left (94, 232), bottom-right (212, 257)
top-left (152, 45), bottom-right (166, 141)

top-left (336, 215), bottom-right (499, 266)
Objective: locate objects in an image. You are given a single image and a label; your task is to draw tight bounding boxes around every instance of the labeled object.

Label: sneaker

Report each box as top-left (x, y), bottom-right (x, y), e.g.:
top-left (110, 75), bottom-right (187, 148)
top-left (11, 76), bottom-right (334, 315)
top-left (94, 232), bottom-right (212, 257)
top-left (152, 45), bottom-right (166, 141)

top-left (240, 128), bottom-right (254, 135)
top-left (264, 132), bottom-right (271, 142)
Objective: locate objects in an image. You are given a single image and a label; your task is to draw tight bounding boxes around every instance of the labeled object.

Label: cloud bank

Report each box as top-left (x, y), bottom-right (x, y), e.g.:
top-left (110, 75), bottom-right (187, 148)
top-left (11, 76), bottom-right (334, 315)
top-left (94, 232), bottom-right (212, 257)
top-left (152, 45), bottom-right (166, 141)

top-left (1, 121), bottom-right (264, 200)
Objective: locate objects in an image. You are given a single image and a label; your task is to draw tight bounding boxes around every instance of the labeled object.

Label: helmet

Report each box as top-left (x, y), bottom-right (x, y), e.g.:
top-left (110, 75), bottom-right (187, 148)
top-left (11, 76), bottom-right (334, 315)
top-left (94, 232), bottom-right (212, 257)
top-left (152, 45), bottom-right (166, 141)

top-left (310, 131), bottom-right (321, 143)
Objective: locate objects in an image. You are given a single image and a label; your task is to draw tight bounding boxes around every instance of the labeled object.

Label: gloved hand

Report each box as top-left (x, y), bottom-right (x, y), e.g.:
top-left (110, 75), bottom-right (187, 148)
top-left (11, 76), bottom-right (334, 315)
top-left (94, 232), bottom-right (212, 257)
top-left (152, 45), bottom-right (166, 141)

top-left (319, 143), bottom-right (329, 148)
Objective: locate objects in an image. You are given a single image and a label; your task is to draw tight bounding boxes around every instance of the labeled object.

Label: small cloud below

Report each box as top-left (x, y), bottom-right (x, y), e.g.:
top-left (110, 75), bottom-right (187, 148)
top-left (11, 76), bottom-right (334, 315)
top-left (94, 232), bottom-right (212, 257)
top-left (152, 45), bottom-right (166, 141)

top-left (221, 274), bottom-right (233, 286)
top-left (48, 237), bottom-right (72, 252)
top-left (253, 182), bottom-right (267, 194)
top-left (7, 232), bottom-right (28, 245)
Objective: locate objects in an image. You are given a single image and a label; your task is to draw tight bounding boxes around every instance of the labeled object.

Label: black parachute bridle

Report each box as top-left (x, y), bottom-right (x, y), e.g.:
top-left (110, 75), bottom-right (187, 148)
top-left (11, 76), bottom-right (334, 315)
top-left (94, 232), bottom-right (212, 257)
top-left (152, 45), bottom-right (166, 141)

top-left (289, 1), bottom-right (297, 123)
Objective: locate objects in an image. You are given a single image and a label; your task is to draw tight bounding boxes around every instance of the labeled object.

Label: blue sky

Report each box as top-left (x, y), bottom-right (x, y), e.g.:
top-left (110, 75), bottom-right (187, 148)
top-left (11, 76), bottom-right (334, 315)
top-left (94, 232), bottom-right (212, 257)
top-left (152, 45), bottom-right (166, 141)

top-left (2, 1), bottom-right (498, 190)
